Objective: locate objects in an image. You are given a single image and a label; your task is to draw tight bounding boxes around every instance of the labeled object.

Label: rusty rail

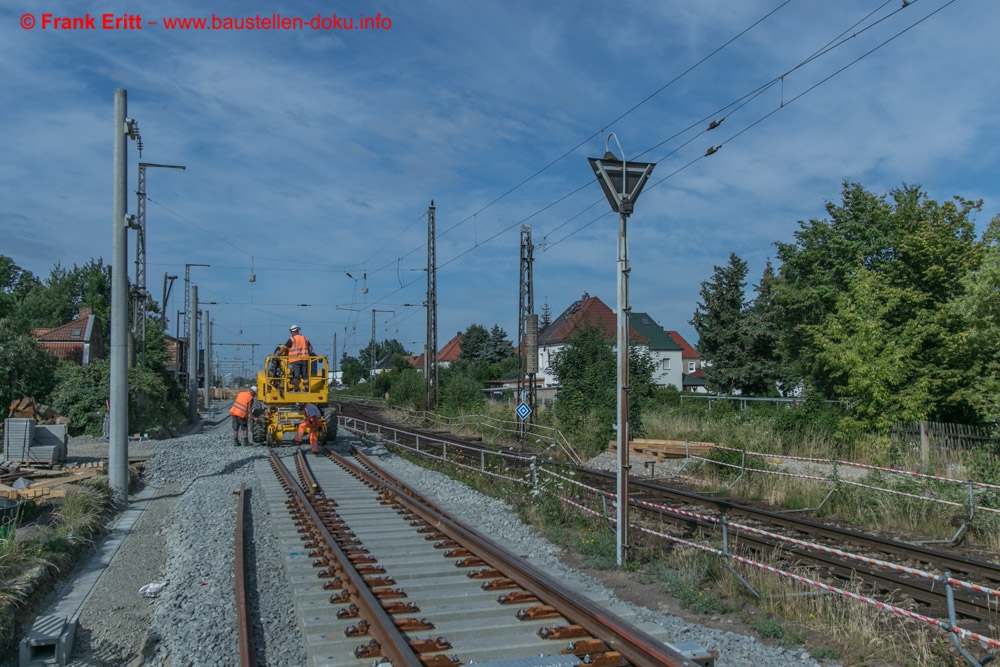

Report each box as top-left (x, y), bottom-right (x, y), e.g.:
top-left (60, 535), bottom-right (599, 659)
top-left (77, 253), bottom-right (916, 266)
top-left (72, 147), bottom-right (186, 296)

top-left (233, 481), bottom-right (257, 667)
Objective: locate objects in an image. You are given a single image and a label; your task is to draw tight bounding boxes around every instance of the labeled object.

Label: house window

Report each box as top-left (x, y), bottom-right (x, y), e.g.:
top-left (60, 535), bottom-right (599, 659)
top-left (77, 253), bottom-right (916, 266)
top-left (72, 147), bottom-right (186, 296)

top-left (688, 361), bottom-right (696, 373)
top-left (70, 329), bottom-right (82, 339)
top-left (662, 359), bottom-right (670, 370)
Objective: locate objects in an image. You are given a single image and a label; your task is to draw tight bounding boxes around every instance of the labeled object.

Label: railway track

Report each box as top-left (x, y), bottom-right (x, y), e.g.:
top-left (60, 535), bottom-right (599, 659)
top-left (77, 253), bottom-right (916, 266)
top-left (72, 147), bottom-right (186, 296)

top-left (334, 402), bottom-right (1000, 632)
top-left (239, 445), bottom-right (715, 666)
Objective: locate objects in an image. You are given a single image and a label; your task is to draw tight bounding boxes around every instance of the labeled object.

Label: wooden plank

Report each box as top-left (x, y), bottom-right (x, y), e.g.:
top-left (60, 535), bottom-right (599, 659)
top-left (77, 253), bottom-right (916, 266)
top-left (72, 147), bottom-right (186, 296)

top-left (25, 468), bottom-right (102, 490)
top-left (607, 440), bottom-right (712, 459)
top-left (0, 487), bottom-right (65, 500)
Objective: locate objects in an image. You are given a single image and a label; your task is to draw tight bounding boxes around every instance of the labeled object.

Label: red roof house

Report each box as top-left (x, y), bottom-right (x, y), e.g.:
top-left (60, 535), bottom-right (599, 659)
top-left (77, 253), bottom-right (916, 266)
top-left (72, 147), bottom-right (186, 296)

top-left (536, 293), bottom-right (648, 386)
top-left (437, 333), bottom-right (463, 367)
top-left (31, 306), bottom-right (105, 365)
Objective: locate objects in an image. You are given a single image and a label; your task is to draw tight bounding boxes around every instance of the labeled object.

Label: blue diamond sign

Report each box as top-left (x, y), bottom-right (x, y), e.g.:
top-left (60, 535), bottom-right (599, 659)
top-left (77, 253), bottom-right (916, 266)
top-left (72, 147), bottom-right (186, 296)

top-left (515, 401), bottom-right (532, 421)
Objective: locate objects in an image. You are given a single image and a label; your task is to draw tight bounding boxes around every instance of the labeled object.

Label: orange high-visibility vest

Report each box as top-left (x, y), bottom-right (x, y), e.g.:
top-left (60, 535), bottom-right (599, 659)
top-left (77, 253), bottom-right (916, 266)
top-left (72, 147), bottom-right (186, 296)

top-left (288, 334), bottom-right (310, 362)
top-left (230, 391), bottom-right (254, 418)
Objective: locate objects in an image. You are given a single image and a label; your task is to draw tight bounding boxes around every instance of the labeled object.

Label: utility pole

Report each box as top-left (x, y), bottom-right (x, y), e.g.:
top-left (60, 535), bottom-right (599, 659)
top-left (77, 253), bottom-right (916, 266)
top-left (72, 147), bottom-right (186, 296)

top-left (187, 285), bottom-right (199, 424)
top-left (183, 263), bottom-right (209, 399)
top-left (589, 135), bottom-right (656, 568)
top-left (425, 200), bottom-right (438, 410)
top-left (517, 225), bottom-right (537, 437)
top-left (161, 273), bottom-right (177, 329)
top-left (134, 162), bottom-right (185, 367)
top-left (203, 313), bottom-right (212, 409)
top-left (332, 332), bottom-right (337, 382)
top-left (174, 309), bottom-right (183, 382)
top-left (110, 88), bottom-right (140, 506)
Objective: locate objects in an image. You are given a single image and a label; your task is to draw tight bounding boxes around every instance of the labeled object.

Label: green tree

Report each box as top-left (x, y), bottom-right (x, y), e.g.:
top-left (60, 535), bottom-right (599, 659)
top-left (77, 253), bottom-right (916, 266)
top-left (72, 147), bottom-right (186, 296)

top-left (458, 324), bottom-right (489, 364)
top-left (540, 299), bottom-right (552, 330)
top-left (690, 253), bottom-right (748, 394)
top-left (949, 214), bottom-right (1000, 422)
top-left (340, 353), bottom-right (366, 387)
top-left (0, 255), bottom-right (40, 321)
top-left (7, 259), bottom-right (112, 344)
top-left (742, 259), bottom-right (784, 395)
top-left (49, 358), bottom-right (186, 436)
top-left (0, 319), bottom-right (60, 412)
top-left (550, 326), bottom-right (655, 451)
top-left (775, 181), bottom-right (983, 409)
top-left (484, 325), bottom-right (514, 364)
top-left (807, 269), bottom-right (930, 435)
top-left (357, 338), bottom-right (409, 372)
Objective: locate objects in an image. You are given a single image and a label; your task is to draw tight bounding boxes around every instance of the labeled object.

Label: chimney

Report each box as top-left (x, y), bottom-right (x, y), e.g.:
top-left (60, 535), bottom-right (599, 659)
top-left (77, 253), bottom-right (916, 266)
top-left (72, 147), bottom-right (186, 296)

top-left (581, 292), bottom-right (590, 301)
top-left (77, 305), bottom-right (93, 319)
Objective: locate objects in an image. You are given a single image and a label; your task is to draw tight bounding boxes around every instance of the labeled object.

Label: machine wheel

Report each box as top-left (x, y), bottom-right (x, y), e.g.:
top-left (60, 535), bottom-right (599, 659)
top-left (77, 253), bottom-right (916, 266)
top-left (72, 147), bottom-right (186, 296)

top-left (266, 430), bottom-right (275, 447)
top-left (251, 421), bottom-right (266, 446)
top-left (324, 409), bottom-right (338, 442)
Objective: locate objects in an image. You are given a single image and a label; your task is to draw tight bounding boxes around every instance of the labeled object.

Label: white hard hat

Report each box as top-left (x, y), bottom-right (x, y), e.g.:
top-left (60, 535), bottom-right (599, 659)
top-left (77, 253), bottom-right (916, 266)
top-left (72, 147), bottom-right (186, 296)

top-left (249, 386), bottom-right (257, 394)
top-left (290, 324), bottom-right (300, 332)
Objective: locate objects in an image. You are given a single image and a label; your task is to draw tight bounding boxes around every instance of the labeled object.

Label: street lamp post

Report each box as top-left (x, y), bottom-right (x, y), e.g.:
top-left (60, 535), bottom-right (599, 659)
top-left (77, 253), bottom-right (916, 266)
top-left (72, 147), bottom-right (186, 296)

top-left (588, 134), bottom-right (655, 567)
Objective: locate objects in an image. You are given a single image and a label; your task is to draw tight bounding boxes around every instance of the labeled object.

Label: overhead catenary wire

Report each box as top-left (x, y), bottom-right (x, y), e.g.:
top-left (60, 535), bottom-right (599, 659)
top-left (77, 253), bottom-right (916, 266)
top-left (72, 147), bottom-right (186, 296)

top-left (365, 0), bottom-right (932, 286)
top-left (345, 0), bottom-right (947, 315)
top-left (171, 1), bottom-right (944, 365)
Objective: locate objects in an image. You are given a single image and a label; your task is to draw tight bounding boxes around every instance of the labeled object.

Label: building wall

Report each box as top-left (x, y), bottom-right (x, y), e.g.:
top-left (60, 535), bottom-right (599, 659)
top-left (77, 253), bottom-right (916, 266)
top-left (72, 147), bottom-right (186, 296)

top-left (648, 348), bottom-right (684, 388)
top-left (537, 343), bottom-right (564, 386)
top-left (539, 343), bottom-right (684, 389)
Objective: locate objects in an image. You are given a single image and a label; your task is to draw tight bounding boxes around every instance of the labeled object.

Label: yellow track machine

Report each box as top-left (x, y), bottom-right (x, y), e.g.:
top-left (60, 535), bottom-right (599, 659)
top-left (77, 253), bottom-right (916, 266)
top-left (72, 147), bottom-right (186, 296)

top-left (253, 353), bottom-right (337, 446)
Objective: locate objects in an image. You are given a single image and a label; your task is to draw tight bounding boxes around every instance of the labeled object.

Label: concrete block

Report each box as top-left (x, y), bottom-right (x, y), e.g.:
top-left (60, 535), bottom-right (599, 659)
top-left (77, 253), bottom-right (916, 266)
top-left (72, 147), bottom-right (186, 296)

top-left (3, 419), bottom-right (34, 460)
top-left (19, 614), bottom-right (75, 666)
top-left (34, 424), bottom-right (68, 449)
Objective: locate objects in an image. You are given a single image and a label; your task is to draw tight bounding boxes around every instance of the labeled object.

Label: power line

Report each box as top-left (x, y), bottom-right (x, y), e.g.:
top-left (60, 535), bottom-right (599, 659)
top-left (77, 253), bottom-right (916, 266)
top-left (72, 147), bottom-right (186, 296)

top-left (362, 0), bottom-right (932, 293)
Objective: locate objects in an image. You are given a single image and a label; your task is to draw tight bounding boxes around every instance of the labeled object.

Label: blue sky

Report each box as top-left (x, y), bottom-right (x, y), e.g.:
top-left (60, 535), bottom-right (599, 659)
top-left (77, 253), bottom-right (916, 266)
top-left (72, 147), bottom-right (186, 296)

top-left (3, 0), bottom-right (998, 379)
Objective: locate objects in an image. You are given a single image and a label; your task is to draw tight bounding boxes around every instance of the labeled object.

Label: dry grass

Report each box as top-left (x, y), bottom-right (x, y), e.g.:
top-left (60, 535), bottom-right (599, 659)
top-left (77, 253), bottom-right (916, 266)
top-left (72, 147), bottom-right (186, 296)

top-left (652, 541), bottom-right (976, 666)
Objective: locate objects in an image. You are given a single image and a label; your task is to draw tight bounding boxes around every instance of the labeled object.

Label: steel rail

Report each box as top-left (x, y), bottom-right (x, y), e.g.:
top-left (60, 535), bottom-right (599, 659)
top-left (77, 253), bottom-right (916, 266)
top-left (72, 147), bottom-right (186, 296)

top-left (293, 446), bottom-right (321, 495)
top-left (338, 403), bottom-right (999, 623)
top-left (339, 448), bottom-right (701, 667)
top-left (584, 468), bottom-right (1000, 581)
top-left (578, 470), bottom-right (998, 621)
top-left (342, 403), bottom-right (1000, 580)
top-left (268, 451), bottom-right (422, 666)
top-left (233, 481), bottom-right (257, 667)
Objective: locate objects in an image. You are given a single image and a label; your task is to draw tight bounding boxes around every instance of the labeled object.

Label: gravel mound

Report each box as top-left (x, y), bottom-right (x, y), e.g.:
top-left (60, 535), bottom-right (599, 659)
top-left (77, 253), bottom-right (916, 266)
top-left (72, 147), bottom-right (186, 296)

top-left (51, 413), bottom-right (834, 666)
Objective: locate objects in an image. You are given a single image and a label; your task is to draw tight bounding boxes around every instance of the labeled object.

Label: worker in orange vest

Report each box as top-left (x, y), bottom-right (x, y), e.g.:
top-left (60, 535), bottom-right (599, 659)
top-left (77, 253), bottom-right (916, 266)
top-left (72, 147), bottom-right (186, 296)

top-left (281, 325), bottom-right (313, 392)
top-left (229, 386), bottom-right (257, 446)
top-left (293, 403), bottom-right (323, 453)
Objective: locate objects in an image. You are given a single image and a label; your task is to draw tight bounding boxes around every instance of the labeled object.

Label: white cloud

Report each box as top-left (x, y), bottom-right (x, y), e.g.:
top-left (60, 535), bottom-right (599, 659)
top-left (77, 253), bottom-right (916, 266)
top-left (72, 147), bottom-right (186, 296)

top-left (1, 0), bottom-right (998, 359)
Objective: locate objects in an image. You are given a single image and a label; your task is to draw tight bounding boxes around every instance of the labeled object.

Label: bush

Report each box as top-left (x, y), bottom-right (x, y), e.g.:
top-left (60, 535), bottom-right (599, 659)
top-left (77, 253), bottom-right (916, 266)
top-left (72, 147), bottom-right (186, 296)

top-left (387, 369), bottom-right (425, 410)
top-left (438, 361), bottom-right (485, 413)
top-left (49, 359), bottom-right (186, 436)
top-left (0, 319), bottom-right (59, 414)
top-left (49, 360), bottom-right (109, 435)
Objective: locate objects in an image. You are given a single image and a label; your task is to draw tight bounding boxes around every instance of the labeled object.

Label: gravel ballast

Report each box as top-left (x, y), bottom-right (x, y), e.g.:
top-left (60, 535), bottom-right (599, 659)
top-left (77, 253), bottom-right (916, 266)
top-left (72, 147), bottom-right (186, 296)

top-left (22, 412), bottom-right (834, 666)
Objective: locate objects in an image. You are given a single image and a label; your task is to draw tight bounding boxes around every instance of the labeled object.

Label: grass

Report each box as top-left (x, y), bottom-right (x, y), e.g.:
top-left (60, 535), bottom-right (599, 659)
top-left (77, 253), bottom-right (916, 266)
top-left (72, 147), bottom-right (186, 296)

top-left (0, 479), bottom-right (110, 586)
top-left (643, 547), bottom-right (740, 615)
top-left (0, 479), bottom-right (111, 661)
